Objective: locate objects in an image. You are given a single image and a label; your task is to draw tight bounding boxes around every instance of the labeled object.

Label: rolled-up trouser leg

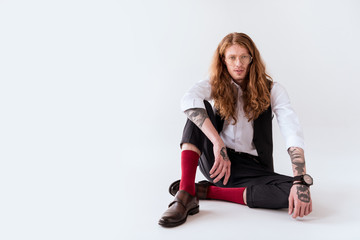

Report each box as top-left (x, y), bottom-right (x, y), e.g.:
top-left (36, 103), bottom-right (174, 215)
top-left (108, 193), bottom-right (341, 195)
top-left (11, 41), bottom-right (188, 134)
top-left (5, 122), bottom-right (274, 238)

top-left (245, 174), bottom-right (294, 209)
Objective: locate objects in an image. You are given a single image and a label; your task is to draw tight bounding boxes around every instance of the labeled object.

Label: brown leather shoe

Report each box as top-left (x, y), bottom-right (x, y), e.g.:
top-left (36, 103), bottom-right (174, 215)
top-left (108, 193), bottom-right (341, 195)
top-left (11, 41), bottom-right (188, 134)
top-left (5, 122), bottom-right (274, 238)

top-left (158, 190), bottom-right (199, 227)
top-left (168, 180), bottom-right (215, 200)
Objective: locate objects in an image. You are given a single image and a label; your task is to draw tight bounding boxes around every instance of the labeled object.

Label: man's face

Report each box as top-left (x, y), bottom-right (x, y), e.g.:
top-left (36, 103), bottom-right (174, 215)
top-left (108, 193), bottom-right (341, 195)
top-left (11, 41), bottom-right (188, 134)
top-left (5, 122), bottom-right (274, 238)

top-left (224, 44), bottom-right (252, 85)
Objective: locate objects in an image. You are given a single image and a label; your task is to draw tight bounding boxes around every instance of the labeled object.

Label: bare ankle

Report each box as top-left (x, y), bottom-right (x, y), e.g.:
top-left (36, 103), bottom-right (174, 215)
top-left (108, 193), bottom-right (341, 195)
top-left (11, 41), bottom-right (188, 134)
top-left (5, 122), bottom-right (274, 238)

top-left (243, 188), bottom-right (247, 205)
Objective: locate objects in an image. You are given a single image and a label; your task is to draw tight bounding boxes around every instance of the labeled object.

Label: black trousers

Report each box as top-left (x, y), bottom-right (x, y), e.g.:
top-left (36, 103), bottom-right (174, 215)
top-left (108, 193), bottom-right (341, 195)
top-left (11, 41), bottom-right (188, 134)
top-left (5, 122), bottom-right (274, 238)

top-left (180, 101), bottom-right (293, 209)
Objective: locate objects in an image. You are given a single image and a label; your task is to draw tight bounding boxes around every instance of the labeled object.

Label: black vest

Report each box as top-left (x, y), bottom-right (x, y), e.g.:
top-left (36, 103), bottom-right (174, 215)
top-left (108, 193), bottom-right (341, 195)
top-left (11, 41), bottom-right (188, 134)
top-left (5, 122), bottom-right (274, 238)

top-left (215, 100), bottom-right (274, 172)
top-left (252, 105), bottom-right (273, 172)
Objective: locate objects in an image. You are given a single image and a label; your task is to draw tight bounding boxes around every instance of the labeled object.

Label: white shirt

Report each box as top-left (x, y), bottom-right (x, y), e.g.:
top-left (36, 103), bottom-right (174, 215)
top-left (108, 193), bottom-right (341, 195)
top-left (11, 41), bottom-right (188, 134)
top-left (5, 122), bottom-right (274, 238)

top-left (180, 79), bottom-right (304, 155)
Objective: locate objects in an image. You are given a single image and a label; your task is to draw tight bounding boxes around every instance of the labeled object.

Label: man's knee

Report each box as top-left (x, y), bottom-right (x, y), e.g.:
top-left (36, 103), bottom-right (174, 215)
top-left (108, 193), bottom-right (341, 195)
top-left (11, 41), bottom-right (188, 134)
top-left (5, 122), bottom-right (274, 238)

top-left (181, 143), bottom-right (201, 156)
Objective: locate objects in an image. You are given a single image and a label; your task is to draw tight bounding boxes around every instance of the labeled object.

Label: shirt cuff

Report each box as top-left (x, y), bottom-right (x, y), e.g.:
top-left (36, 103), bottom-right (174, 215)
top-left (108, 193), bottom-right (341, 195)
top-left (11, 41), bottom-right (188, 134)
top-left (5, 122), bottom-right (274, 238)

top-left (285, 135), bottom-right (305, 151)
top-left (180, 98), bottom-right (206, 112)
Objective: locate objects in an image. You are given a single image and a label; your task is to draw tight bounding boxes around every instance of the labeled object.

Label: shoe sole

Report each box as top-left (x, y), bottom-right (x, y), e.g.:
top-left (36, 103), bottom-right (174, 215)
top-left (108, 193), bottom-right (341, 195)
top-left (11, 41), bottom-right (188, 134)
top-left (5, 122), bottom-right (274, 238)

top-left (158, 206), bottom-right (199, 228)
top-left (168, 180), bottom-right (181, 197)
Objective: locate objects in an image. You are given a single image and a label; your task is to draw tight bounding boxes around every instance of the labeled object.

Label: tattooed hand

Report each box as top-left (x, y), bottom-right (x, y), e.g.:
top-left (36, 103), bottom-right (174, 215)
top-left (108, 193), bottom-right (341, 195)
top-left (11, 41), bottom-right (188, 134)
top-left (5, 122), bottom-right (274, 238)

top-left (288, 184), bottom-right (312, 218)
top-left (209, 143), bottom-right (231, 185)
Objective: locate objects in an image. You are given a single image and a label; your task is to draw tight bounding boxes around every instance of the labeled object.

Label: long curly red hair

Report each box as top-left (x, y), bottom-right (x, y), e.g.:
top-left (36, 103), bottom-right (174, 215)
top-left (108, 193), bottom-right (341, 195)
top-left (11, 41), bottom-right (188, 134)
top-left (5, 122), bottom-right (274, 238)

top-left (209, 32), bottom-right (273, 123)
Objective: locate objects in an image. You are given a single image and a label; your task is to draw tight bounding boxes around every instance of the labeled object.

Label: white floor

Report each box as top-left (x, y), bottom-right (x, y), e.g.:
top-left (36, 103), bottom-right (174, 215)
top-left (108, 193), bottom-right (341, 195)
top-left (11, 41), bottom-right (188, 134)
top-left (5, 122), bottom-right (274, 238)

top-left (2, 128), bottom-right (360, 240)
top-left (1, 107), bottom-right (359, 240)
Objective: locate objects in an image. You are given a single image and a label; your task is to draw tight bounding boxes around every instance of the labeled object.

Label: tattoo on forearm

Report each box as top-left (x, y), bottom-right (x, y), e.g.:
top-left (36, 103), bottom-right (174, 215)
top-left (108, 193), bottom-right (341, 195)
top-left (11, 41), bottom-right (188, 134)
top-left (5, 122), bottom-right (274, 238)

top-left (185, 108), bottom-right (209, 129)
top-left (292, 162), bottom-right (305, 176)
top-left (220, 147), bottom-right (229, 161)
top-left (296, 185), bottom-right (311, 203)
top-left (288, 147), bottom-right (306, 176)
top-left (288, 147), bottom-right (303, 161)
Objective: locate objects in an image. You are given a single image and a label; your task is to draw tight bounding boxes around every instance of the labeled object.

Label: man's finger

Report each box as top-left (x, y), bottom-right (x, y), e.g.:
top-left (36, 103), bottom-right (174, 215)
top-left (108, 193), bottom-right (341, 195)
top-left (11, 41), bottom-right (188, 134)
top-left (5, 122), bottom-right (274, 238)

top-left (288, 196), bottom-right (294, 215)
top-left (213, 168), bottom-right (226, 183)
top-left (223, 167), bottom-right (230, 185)
top-left (210, 162), bottom-right (223, 178)
top-left (222, 167), bottom-right (229, 185)
top-left (209, 161), bottom-right (219, 174)
top-left (305, 204), bottom-right (310, 216)
top-left (299, 205), bottom-right (305, 217)
top-left (214, 165), bottom-right (227, 182)
top-left (303, 205), bottom-right (308, 216)
top-left (307, 202), bottom-right (312, 215)
top-left (293, 203), bottom-right (300, 218)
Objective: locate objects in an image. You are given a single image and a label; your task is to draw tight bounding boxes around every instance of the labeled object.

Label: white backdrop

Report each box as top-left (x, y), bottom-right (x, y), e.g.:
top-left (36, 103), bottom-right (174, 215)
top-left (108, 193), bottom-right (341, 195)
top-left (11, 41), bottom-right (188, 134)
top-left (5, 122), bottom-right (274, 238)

top-left (1, 0), bottom-right (360, 239)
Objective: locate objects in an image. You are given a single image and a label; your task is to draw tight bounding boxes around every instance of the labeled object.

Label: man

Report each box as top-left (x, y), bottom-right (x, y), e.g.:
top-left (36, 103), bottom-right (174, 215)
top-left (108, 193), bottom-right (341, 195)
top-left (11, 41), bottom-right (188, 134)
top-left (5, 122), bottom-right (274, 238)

top-left (158, 32), bottom-right (313, 228)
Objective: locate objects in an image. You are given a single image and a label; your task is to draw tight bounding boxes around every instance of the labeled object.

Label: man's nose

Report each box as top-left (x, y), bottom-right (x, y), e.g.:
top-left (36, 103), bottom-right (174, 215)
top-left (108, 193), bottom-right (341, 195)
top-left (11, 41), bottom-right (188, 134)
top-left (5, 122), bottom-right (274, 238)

top-left (235, 58), bottom-right (243, 66)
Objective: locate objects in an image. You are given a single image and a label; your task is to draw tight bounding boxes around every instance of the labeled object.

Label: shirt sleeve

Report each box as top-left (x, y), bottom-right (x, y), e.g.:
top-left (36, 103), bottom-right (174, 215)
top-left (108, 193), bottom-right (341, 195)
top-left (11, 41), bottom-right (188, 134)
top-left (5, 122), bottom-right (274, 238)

top-left (271, 82), bottom-right (305, 150)
top-left (180, 78), bottom-right (212, 112)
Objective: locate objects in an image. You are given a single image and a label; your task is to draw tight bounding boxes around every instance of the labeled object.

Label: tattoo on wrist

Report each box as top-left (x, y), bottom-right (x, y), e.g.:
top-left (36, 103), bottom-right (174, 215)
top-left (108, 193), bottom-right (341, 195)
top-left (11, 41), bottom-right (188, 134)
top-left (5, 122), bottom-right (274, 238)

top-left (185, 108), bottom-right (208, 129)
top-left (220, 147), bottom-right (229, 161)
top-left (296, 185), bottom-right (311, 203)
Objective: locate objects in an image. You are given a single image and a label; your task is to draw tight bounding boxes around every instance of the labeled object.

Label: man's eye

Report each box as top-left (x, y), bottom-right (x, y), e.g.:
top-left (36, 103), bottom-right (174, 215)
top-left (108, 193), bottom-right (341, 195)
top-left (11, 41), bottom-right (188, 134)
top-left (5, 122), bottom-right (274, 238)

top-left (230, 56), bottom-right (235, 60)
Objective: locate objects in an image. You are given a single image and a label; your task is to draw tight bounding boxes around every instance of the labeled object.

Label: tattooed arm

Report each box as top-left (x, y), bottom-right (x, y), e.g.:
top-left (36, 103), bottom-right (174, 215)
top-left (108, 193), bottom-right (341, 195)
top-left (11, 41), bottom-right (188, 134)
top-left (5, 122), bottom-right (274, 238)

top-left (185, 108), bottom-right (209, 129)
top-left (184, 108), bottom-right (231, 185)
top-left (287, 147), bottom-right (312, 218)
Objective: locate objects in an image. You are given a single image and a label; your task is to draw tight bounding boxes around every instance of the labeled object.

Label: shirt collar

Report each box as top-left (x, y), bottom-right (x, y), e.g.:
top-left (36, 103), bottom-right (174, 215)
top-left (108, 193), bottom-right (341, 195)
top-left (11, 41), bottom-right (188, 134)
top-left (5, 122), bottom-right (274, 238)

top-left (231, 79), bottom-right (243, 96)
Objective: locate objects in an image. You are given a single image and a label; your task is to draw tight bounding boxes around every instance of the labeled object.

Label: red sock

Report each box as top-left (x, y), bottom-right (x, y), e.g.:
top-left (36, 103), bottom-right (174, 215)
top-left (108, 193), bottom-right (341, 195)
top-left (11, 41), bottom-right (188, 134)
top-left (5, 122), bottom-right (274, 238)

top-left (179, 150), bottom-right (199, 196)
top-left (206, 186), bottom-right (246, 205)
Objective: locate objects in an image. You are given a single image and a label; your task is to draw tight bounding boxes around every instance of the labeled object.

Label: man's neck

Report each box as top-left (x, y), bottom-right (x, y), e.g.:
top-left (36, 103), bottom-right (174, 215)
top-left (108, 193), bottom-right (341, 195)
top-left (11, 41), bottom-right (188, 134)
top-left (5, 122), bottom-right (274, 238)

top-left (233, 79), bottom-right (246, 90)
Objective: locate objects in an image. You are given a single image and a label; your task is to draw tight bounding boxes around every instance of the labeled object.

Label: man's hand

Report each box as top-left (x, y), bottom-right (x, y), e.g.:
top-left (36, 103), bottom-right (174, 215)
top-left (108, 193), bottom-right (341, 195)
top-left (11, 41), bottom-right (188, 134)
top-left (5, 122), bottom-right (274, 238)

top-left (209, 143), bottom-right (231, 185)
top-left (288, 184), bottom-right (312, 218)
